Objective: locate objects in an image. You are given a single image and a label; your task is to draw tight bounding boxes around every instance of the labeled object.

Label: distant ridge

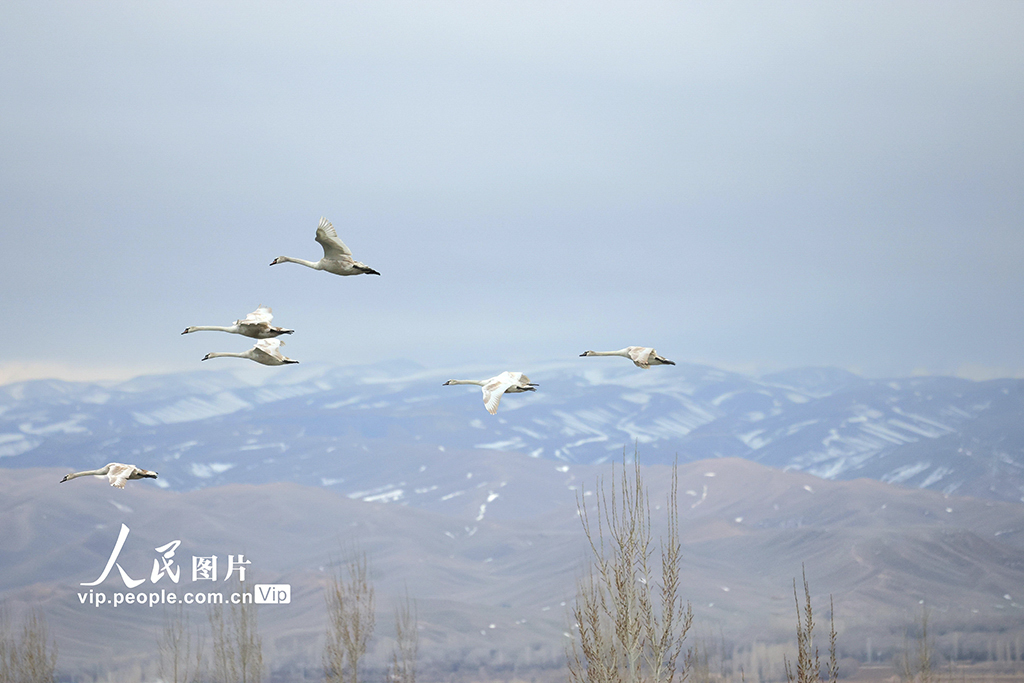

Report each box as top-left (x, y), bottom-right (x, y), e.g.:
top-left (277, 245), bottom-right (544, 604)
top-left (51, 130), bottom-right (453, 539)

top-left (2, 361), bottom-right (1023, 503)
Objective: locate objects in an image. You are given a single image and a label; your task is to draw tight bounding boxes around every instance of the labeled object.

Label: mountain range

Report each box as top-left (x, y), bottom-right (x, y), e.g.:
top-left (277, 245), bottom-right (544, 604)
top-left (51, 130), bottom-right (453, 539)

top-left (3, 361), bottom-right (1024, 679)
top-left (1, 360), bottom-right (1022, 506)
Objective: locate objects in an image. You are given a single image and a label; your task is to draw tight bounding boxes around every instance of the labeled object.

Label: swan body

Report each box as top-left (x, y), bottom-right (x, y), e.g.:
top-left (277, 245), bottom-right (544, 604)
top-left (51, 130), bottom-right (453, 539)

top-left (60, 462), bottom-right (158, 489)
top-left (580, 347), bottom-right (675, 369)
top-left (201, 338), bottom-right (299, 366)
top-left (182, 305), bottom-right (293, 338)
top-left (270, 216), bottom-right (380, 276)
top-left (443, 371), bottom-right (538, 415)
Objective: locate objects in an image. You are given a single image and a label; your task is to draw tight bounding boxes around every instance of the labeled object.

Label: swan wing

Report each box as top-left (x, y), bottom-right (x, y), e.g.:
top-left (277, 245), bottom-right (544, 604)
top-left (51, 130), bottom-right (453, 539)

top-left (482, 374), bottom-right (516, 414)
top-left (252, 338), bottom-right (285, 360)
top-left (234, 306), bottom-right (273, 334)
top-left (240, 306), bottom-right (273, 325)
top-left (315, 217), bottom-right (353, 259)
top-left (628, 347), bottom-right (653, 368)
top-left (106, 463), bottom-right (133, 489)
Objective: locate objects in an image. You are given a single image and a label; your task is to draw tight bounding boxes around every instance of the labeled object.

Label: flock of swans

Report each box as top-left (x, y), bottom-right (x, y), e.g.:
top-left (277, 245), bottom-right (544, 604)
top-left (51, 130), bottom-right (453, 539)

top-left (60, 217), bottom-right (674, 488)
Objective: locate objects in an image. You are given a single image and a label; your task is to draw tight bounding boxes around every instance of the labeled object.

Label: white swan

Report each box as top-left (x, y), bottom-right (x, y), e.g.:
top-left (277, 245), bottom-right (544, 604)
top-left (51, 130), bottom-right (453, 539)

top-left (270, 216), bottom-right (380, 276)
top-left (580, 347), bottom-right (676, 369)
top-left (443, 371), bottom-right (538, 415)
top-left (201, 338), bottom-right (299, 366)
top-left (182, 305), bottom-right (293, 338)
top-left (60, 462), bottom-right (158, 488)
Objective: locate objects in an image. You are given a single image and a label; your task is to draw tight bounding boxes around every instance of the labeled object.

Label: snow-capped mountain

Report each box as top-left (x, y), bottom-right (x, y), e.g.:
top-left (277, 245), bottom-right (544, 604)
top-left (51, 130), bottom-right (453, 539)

top-left (2, 360), bottom-right (1022, 504)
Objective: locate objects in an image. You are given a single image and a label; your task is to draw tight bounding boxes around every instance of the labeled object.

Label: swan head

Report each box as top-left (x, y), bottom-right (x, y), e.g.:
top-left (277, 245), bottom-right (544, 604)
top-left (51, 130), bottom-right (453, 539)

top-left (270, 257), bottom-right (285, 266)
top-left (201, 353), bottom-right (213, 361)
top-left (442, 380), bottom-right (453, 385)
top-left (60, 473), bottom-right (70, 483)
top-left (580, 351), bottom-right (595, 357)
top-left (182, 327), bottom-right (195, 335)
top-left (140, 469), bottom-right (159, 479)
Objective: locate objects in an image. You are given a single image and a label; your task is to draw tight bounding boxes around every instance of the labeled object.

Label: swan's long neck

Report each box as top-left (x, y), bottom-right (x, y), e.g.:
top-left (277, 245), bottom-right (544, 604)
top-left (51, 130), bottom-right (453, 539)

top-left (447, 379), bottom-right (486, 386)
top-left (189, 325), bottom-right (237, 333)
top-left (275, 255), bottom-right (322, 270)
top-left (591, 349), bottom-right (631, 357)
top-left (66, 467), bottom-right (109, 480)
top-left (204, 351), bottom-right (249, 360)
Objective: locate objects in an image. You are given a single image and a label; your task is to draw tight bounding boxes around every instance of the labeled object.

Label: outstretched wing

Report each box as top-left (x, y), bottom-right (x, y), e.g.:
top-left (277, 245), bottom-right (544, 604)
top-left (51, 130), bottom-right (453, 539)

top-left (239, 306), bottom-right (273, 326)
top-left (252, 338), bottom-right (287, 362)
top-left (106, 463), bottom-right (133, 489)
top-left (482, 374), bottom-right (517, 414)
top-left (314, 217), bottom-right (353, 260)
top-left (628, 347), bottom-right (653, 369)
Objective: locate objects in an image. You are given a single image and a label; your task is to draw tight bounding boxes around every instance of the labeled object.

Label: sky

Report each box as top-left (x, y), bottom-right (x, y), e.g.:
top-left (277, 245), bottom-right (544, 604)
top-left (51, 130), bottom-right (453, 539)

top-left (1, 1), bottom-right (1022, 385)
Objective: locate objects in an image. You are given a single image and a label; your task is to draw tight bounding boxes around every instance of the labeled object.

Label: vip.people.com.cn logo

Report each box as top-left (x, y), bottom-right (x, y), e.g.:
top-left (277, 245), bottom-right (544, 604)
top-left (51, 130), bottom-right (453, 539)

top-left (75, 523), bottom-right (290, 607)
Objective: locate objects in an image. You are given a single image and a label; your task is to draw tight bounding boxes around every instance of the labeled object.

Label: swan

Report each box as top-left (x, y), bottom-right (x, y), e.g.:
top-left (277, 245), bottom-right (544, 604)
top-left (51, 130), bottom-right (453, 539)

top-left (201, 338), bottom-right (299, 365)
top-left (270, 216), bottom-right (380, 276)
top-left (579, 347), bottom-right (676, 369)
top-left (182, 305), bottom-right (293, 338)
top-left (442, 371), bottom-right (538, 415)
top-left (60, 463), bottom-right (158, 488)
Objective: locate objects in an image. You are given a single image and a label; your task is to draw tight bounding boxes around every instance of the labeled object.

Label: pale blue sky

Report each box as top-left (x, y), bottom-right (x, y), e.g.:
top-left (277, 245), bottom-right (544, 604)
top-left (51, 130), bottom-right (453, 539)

top-left (2, 2), bottom-right (1022, 384)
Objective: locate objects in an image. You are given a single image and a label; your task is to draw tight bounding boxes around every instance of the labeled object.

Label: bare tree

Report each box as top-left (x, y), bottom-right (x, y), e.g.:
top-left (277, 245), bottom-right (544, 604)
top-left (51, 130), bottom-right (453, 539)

top-left (324, 553), bottom-right (376, 683)
top-left (783, 567), bottom-right (837, 683)
top-left (209, 583), bottom-right (263, 683)
top-left (386, 592), bottom-right (418, 683)
top-left (568, 456), bottom-right (693, 683)
top-left (0, 608), bottom-right (57, 683)
top-left (896, 607), bottom-right (938, 683)
top-left (159, 603), bottom-right (204, 683)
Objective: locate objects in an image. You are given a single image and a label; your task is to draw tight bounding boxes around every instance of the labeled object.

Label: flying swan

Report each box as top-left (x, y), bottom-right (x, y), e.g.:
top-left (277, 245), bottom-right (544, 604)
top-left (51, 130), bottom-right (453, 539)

top-left (201, 338), bottom-right (299, 365)
top-left (443, 371), bottom-right (538, 415)
top-left (182, 305), bottom-right (293, 338)
top-left (270, 216), bottom-right (380, 276)
top-left (60, 463), bottom-right (158, 488)
top-left (579, 347), bottom-right (676, 369)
